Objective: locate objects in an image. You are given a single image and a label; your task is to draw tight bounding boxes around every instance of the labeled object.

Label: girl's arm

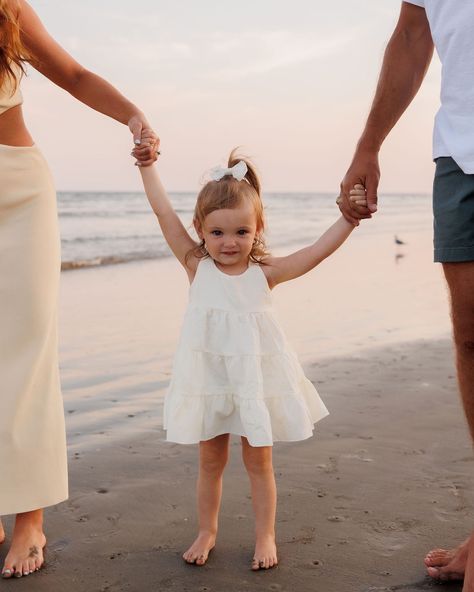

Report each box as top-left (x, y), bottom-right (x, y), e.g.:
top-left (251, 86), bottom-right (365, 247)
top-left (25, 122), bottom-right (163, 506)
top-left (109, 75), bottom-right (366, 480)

top-left (17, 0), bottom-right (157, 164)
top-left (139, 165), bottom-right (199, 274)
top-left (265, 185), bottom-right (366, 288)
top-left (264, 216), bottom-right (355, 288)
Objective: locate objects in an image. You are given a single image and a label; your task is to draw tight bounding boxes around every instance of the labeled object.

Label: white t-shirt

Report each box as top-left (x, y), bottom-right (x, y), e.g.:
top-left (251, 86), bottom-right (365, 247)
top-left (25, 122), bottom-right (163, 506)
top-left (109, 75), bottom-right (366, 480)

top-left (404, 1), bottom-right (474, 173)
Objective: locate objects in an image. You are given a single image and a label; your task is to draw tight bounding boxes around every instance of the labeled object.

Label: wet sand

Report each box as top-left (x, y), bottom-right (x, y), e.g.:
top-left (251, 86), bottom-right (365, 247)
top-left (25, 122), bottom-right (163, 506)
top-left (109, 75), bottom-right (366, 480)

top-left (2, 230), bottom-right (471, 591)
top-left (2, 337), bottom-right (473, 592)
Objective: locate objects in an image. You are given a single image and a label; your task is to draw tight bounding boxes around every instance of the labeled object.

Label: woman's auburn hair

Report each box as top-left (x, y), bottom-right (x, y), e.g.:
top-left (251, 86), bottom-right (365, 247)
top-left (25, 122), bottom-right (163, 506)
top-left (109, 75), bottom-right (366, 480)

top-left (187, 149), bottom-right (269, 265)
top-left (0, 0), bottom-right (29, 91)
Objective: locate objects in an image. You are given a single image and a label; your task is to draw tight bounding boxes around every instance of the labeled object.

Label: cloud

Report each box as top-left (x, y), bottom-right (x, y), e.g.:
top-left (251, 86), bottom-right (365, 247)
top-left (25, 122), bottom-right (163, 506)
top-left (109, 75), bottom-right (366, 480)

top-left (207, 30), bottom-right (354, 78)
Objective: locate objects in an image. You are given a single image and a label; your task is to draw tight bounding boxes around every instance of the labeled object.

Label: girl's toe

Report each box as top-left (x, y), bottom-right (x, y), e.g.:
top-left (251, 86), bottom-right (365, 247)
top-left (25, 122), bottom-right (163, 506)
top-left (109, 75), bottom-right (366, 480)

top-left (196, 554), bottom-right (206, 566)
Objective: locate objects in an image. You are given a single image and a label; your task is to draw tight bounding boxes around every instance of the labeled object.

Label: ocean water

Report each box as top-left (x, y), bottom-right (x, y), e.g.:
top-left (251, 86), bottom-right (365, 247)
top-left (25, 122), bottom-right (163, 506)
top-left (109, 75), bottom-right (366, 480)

top-left (58, 191), bottom-right (433, 271)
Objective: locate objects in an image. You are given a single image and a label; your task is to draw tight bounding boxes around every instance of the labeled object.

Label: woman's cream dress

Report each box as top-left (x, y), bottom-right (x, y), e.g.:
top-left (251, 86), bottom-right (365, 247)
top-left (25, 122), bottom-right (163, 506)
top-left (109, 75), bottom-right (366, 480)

top-left (0, 72), bottom-right (68, 515)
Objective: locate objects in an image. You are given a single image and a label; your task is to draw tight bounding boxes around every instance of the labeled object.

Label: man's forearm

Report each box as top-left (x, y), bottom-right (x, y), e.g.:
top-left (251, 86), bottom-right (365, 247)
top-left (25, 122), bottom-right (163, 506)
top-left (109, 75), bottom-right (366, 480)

top-left (357, 4), bottom-right (434, 154)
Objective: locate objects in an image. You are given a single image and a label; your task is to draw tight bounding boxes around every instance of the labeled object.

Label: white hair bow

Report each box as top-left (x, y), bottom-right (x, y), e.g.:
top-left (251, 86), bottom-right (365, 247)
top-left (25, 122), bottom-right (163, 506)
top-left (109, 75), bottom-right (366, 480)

top-left (210, 160), bottom-right (248, 182)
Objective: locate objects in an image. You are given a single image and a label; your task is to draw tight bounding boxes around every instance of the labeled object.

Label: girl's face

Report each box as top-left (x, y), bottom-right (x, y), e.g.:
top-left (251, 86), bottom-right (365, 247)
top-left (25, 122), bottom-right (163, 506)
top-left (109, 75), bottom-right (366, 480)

top-left (196, 202), bottom-right (260, 273)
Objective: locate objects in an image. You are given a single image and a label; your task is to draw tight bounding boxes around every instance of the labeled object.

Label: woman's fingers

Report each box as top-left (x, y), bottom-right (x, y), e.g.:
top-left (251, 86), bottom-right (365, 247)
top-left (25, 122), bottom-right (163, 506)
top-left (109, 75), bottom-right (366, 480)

top-left (131, 128), bottom-right (160, 165)
top-left (130, 127), bottom-right (160, 163)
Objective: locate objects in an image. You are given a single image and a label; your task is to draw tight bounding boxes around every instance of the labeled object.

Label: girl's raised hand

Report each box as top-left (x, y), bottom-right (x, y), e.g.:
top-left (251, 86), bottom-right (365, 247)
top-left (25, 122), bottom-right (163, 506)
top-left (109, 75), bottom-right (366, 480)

top-left (349, 184), bottom-right (368, 208)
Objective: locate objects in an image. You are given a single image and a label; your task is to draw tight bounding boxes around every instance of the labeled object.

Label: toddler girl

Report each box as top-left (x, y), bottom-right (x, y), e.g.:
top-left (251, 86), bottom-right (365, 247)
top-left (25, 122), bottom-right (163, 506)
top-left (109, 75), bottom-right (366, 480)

top-left (136, 141), bottom-right (366, 570)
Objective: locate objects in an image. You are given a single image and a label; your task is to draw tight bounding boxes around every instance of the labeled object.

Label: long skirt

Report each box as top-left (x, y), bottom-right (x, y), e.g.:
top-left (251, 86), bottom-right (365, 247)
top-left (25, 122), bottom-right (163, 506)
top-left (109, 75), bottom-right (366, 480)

top-left (0, 144), bottom-right (68, 515)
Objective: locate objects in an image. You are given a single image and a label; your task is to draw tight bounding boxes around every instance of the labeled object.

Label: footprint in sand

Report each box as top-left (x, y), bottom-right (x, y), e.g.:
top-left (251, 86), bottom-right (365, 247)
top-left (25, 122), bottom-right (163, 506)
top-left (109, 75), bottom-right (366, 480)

top-left (327, 515), bottom-right (346, 523)
top-left (75, 514), bottom-right (89, 523)
top-left (364, 518), bottom-right (422, 557)
top-left (431, 480), bottom-right (469, 522)
top-left (317, 457), bottom-right (338, 474)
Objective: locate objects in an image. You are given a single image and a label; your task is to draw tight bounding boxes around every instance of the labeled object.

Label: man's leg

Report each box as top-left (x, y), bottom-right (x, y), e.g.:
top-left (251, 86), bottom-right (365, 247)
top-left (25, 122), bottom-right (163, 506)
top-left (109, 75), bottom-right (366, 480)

top-left (426, 261), bottom-right (474, 583)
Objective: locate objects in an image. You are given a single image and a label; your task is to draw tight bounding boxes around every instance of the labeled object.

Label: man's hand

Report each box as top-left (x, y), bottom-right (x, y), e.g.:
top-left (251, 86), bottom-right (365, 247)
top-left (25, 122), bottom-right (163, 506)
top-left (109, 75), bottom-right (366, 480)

top-left (339, 150), bottom-right (380, 224)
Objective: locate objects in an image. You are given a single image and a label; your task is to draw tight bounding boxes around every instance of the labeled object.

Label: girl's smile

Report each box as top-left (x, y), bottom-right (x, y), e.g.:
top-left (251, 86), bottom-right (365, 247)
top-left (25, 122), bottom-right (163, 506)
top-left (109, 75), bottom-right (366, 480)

top-left (196, 202), bottom-right (260, 274)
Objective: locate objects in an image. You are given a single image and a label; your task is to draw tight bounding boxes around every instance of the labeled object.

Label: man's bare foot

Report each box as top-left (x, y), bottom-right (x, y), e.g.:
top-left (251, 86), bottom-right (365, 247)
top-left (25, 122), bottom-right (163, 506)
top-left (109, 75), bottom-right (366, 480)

top-left (0, 520), bottom-right (5, 545)
top-left (252, 534), bottom-right (278, 570)
top-left (2, 511), bottom-right (46, 579)
top-left (425, 537), bottom-right (470, 581)
top-left (183, 531), bottom-right (216, 566)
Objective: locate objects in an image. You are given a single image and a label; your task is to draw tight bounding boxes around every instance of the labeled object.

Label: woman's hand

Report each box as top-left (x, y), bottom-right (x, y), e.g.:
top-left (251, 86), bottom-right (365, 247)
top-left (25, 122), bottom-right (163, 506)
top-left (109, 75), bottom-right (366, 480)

top-left (129, 115), bottom-right (160, 167)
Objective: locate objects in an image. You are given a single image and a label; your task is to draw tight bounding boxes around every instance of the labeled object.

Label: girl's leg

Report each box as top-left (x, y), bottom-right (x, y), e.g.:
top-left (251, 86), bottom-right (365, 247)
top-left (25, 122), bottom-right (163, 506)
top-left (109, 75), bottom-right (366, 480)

top-left (0, 519), bottom-right (5, 544)
top-left (183, 434), bottom-right (230, 566)
top-left (241, 437), bottom-right (278, 570)
top-left (2, 510), bottom-right (46, 578)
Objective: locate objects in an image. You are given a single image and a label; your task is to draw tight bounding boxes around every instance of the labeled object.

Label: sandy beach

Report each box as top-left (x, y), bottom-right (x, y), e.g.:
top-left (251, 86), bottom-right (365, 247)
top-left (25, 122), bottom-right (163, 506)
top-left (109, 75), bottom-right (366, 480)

top-left (2, 337), bottom-right (471, 592)
top-left (2, 228), bottom-right (472, 592)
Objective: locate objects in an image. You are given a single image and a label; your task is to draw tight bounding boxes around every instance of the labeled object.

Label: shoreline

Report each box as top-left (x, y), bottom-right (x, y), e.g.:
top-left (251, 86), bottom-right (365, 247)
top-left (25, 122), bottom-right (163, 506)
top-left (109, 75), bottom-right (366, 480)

top-left (2, 337), bottom-right (471, 592)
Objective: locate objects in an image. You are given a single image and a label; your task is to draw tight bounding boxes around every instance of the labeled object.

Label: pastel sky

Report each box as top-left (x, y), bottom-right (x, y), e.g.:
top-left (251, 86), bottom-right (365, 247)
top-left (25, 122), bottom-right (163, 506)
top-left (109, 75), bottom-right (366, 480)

top-left (24, 0), bottom-right (441, 193)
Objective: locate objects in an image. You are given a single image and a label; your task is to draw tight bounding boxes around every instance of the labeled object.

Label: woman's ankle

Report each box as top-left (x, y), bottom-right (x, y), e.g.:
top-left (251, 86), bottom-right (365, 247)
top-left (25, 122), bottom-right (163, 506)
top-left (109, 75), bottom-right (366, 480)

top-left (14, 510), bottom-right (44, 533)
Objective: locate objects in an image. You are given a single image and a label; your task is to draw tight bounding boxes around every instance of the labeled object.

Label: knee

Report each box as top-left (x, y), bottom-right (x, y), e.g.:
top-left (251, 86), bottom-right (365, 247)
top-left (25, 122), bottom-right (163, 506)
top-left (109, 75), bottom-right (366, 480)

top-left (243, 451), bottom-right (274, 477)
top-left (456, 338), bottom-right (474, 356)
top-left (453, 322), bottom-right (474, 356)
top-left (200, 450), bottom-right (228, 476)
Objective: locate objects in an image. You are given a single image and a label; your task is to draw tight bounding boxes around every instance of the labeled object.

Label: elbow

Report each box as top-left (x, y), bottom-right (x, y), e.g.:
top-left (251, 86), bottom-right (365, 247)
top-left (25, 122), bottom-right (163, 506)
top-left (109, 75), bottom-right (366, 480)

top-left (63, 65), bottom-right (89, 94)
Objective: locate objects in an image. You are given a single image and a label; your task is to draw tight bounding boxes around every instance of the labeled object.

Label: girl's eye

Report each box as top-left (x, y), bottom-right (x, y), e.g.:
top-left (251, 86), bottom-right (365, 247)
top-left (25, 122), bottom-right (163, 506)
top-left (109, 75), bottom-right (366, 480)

top-left (237, 229), bottom-right (248, 235)
top-left (211, 230), bottom-right (222, 236)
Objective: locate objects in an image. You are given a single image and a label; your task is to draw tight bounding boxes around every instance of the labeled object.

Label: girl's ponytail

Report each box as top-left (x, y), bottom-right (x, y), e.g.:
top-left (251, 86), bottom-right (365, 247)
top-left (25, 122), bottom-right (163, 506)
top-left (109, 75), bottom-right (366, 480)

top-left (228, 148), bottom-right (261, 198)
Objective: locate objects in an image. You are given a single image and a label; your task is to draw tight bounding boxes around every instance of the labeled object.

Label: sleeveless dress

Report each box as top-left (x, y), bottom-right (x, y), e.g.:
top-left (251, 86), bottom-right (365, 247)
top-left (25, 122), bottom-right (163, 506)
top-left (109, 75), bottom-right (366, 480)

top-left (0, 69), bottom-right (68, 514)
top-left (164, 257), bottom-right (329, 447)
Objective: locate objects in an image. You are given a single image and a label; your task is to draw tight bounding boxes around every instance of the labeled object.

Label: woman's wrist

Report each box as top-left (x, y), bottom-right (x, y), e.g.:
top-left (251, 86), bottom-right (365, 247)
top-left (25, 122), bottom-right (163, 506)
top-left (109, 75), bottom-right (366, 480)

top-left (127, 109), bottom-right (148, 129)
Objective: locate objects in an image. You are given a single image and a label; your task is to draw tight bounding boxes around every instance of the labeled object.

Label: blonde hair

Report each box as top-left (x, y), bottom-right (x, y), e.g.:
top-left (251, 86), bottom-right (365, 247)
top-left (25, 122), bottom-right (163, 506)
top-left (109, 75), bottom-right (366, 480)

top-left (0, 0), bottom-right (29, 91)
top-left (188, 149), bottom-right (269, 264)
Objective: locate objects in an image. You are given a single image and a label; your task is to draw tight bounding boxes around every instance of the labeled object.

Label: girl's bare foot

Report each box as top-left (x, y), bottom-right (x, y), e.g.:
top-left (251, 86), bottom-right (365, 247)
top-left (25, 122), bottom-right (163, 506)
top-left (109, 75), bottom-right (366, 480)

top-left (252, 534), bottom-right (278, 570)
top-left (425, 538), bottom-right (470, 581)
top-left (462, 536), bottom-right (474, 592)
top-left (183, 531), bottom-right (216, 566)
top-left (2, 511), bottom-right (46, 579)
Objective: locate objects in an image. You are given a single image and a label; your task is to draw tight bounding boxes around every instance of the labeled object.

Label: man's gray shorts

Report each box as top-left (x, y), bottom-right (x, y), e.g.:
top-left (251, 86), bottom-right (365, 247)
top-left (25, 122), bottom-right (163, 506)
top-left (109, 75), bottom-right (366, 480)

top-left (433, 157), bottom-right (474, 263)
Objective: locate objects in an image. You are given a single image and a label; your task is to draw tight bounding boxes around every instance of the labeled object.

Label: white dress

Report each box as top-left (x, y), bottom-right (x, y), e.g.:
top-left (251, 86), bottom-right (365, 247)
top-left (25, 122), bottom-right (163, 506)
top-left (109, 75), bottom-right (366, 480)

top-left (164, 257), bottom-right (329, 447)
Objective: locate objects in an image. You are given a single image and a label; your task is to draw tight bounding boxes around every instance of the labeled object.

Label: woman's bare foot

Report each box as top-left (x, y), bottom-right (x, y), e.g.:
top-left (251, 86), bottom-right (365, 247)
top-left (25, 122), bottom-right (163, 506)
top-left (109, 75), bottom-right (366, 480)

top-left (2, 510), bottom-right (46, 579)
top-left (183, 531), bottom-right (216, 566)
top-left (251, 534), bottom-right (278, 570)
top-left (425, 537), bottom-right (470, 581)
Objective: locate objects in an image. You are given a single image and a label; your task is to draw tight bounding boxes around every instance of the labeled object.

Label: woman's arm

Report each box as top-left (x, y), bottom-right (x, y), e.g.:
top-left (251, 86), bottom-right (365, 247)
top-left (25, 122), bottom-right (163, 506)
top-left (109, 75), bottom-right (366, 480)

top-left (17, 0), bottom-right (158, 163)
top-left (264, 216), bottom-right (355, 288)
top-left (139, 165), bottom-right (199, 275)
